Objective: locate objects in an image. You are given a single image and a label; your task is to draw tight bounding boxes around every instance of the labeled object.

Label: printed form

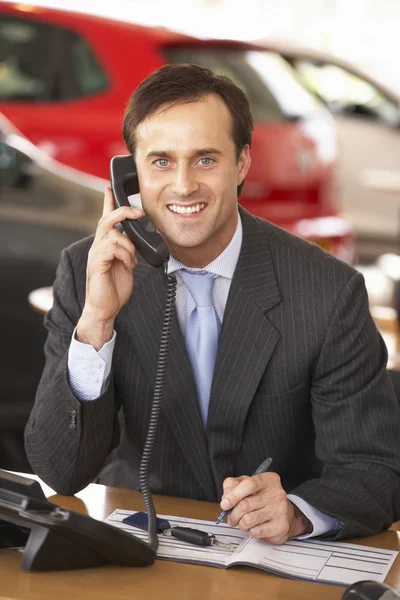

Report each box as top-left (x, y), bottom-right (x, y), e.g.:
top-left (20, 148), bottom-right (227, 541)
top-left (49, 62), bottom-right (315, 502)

top-left (105, 509), bottom-right (398, 586)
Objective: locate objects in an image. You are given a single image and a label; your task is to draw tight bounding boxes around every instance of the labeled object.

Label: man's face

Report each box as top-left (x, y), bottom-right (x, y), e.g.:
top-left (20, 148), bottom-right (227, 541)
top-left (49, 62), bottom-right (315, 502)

top-left (134, 93), bottom-right (250, 266)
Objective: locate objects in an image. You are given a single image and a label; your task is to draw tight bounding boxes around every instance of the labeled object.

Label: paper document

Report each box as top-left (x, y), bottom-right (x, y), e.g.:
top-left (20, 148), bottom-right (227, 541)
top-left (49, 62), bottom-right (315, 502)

top-left (105, 509), bottom-right (398, 586)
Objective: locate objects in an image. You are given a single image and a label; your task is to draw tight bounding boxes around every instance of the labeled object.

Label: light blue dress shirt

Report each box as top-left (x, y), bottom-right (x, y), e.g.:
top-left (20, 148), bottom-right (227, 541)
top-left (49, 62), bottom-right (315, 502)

top-left (67, 213), bottom-right (342, 538)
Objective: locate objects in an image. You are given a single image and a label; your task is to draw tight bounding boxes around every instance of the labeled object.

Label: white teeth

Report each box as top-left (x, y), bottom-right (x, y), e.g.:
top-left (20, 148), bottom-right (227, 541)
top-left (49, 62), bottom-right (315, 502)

top-left (168, 203), bottom-right (206, 214)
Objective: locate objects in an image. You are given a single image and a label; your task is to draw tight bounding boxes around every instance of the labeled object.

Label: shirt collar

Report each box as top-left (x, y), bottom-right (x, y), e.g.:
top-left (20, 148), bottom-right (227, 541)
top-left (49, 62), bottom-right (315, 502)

top-left (167, 213), bottom-right (243, 281)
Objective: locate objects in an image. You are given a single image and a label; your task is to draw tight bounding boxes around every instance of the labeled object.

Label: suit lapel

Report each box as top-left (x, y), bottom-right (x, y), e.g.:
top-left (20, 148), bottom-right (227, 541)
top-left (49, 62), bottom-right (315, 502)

top-left (207, 208), bottom-right (281, 493)
top-left (120, 264), bottom-right (216, 500)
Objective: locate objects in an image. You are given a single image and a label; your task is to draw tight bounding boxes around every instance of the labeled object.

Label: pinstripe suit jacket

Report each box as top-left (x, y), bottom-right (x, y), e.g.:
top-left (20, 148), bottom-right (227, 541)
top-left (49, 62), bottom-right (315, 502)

top-left (25, 207), bottom-right (400, 538)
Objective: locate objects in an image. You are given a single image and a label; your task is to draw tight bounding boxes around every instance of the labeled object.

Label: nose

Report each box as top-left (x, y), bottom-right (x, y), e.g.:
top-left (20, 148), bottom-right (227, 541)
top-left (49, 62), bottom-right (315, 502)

top-left (171, 165), bottom-right (199, 197)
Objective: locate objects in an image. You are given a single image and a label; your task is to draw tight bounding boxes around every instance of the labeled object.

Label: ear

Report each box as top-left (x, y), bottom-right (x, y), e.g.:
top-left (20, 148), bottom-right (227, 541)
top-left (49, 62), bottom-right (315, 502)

top-left (237, 145), bottom-right (251, 186)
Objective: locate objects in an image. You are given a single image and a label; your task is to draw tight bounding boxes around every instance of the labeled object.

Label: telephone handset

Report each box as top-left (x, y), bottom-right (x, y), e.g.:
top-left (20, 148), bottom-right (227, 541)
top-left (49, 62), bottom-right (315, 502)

top-left (110, 155), bottom-right (169, 268)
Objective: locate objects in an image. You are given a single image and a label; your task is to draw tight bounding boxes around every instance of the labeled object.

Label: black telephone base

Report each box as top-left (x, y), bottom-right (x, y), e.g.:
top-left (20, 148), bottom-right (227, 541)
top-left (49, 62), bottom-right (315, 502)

top-left (0, 470), bottom-right (155, 571)
top-left (22, 525), bottom-right (110, 571)
top-left (0, 520), bottom-right (30, 548)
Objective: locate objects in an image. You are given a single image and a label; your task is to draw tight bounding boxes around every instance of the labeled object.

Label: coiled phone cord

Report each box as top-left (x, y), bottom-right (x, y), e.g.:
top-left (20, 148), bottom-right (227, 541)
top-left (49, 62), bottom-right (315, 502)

top-left (139, 268), bottom-right (177, 553)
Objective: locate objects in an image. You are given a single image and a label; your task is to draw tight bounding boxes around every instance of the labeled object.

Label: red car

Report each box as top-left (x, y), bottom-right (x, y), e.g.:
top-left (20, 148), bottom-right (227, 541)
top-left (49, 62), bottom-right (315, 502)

top-left (0, 2), bottom-right (353, 261)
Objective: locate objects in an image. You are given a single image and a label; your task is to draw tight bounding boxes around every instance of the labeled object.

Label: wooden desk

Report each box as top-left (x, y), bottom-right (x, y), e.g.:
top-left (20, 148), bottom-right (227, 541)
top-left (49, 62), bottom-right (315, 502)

top-left (1, 482), bottom-right (400, 600)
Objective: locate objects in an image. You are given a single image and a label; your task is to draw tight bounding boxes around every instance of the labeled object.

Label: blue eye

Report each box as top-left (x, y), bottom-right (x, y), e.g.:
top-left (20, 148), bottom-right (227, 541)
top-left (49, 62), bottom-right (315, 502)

top-left (199, 157), bottom-right (213, 165)
top-left (156, 159), bottom-right (169, 167)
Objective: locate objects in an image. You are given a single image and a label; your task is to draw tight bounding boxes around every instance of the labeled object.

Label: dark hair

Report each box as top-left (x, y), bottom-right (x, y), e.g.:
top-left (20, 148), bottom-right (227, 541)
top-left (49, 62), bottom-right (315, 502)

top-left (122, 63), bottom-right (253, 197)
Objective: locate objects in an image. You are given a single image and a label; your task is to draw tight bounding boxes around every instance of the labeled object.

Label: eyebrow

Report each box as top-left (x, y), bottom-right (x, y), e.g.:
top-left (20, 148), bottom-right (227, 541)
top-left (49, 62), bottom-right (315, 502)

top-left (145, 148), bottom-right (223, 159)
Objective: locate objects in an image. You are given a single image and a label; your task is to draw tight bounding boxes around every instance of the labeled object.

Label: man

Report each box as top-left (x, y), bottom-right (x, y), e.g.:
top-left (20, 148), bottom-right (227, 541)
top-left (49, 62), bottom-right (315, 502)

top-left (25, 64), bottom-right (400, 545)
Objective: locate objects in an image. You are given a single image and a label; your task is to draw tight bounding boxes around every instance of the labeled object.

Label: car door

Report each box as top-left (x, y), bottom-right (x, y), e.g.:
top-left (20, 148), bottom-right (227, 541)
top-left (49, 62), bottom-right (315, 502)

top-left (0, 13), bottom-right (118, 179)
top-left (288, 58), bottom-right (400, 258)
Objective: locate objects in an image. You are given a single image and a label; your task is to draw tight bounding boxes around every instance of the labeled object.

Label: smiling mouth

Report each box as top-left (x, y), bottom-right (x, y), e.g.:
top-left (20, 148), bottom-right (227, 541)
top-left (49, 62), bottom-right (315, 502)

top-left (167, 203), bottom-right (206, 215)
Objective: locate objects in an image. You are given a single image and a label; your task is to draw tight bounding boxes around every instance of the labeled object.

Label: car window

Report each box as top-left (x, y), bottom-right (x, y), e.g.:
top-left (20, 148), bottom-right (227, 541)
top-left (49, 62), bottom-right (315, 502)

top-left (0, 16), bottom-right (108, 102)
top-left (54, 31), bottom-right (109, 100)
top-left (0, 17), bottom-right (58, 101)
top-left (165, 48), bottom-right (323, 122)
top-left (293, 60), bottom-right (399, 125)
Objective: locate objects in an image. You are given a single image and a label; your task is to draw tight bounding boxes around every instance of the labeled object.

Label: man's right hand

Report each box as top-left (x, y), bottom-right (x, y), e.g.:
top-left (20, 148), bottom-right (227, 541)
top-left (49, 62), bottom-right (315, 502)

top-left (76, 186), bottom-right (143, 350)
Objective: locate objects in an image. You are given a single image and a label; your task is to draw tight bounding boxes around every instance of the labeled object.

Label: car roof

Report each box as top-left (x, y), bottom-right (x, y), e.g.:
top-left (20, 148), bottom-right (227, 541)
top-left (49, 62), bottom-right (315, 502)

top-left (0, 1), bottom-right (193, 41)
top-left (0, 1), bottom-right (264, 51)
top-left (262, 40), bottom-right (400, 102)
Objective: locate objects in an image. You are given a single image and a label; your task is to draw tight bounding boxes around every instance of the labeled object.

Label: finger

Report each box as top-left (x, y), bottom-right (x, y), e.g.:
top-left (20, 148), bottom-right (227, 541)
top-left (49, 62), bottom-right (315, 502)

top-left (235, 505), bottom-right (272, 532)
top-left (108, 244), bottom-right (136, 271)
top-left (102, 186), bottom-right (115, 217)
top-left (90, 234), bottom-right (136, 271)
top-left (221, 472), bottom-right (280, 512)
top-left (91, 228), bottom-right (137, 262)
top-left (120, 231), bottom-right (138, 266)
top-left (96, 205), bottom-right (144, 242)
top-left (228, 484), bottom-right (287, 528)
top-left (227, 491), bottom-right (269, 527)
top-left (233, 493), bottom-right (287, 528)
top-left (222, 476), bottom-right (248, 495)
top-left (227, 496), bottom-right (292, 544)
top-left (106, 228), bottom-right (137, 257)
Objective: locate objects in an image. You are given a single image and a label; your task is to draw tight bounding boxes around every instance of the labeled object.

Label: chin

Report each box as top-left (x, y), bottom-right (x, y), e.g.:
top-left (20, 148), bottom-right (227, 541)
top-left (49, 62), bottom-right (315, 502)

top-left (173, 238), bottom-right (206, 250)
top-left (167, 232), bottom-right (208, 251)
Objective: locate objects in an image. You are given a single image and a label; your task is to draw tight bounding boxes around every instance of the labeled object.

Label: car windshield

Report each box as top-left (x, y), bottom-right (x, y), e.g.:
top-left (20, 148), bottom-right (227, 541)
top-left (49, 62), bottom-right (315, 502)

top-left (165, 48), bottom-right (323, 121)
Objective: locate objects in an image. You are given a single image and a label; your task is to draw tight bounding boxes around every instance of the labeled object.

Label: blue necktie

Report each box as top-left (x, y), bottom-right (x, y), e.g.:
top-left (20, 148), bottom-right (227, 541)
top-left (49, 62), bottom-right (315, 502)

top-left (180, 271), bottom-right (219, 426)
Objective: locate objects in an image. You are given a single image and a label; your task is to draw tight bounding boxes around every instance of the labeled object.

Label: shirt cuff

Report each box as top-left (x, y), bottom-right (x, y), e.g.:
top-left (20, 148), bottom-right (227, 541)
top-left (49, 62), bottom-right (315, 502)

top-left (67, 327), bottom-right (116, 401)
top-left (287, 494), bottom-right (344, 539)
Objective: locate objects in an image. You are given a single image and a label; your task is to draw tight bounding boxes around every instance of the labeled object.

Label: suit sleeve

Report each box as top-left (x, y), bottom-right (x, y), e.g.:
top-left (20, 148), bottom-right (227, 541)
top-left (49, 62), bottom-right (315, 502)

top-left (24, 246), bottom-right (121, 495)
top-left (290, 271), bottom-right (400, 538)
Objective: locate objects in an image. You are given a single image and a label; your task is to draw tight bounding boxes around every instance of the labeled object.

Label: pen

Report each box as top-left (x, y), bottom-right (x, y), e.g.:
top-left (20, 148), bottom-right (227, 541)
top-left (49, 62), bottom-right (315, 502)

top-left (215, 457), bottom-right (273, 525)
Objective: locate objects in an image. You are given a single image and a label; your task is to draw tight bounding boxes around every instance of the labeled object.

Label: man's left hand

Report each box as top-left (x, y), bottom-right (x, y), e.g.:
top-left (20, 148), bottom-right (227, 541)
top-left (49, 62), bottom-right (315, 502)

top-left (220, 473), bottom-right (312, 545)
